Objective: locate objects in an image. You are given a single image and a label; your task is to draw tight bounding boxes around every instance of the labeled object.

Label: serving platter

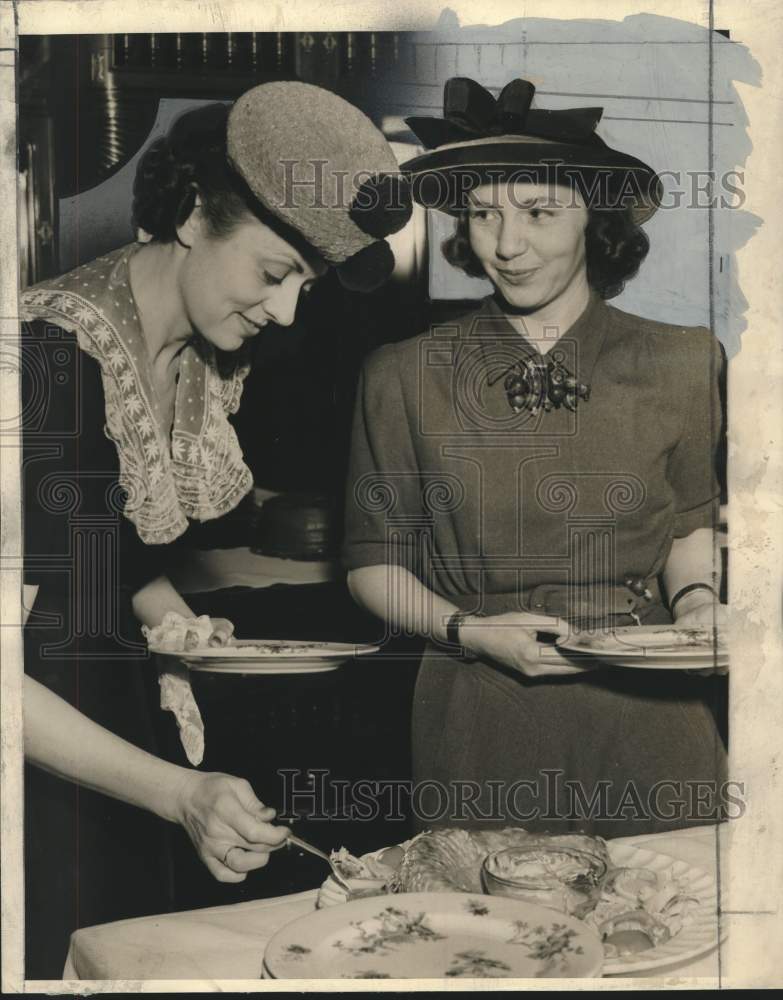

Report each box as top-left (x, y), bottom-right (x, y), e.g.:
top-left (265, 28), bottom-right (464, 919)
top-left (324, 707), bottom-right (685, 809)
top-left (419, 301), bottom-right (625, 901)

top-left (154, 640), bottom-right (380, 675)
top-left (557, 625), bottom-right (728, 670)
top-left (590, 843), bottom-right (722, 976)
top-left (318, 839), bottom-right (723, 977)
top-left (264, 891), bottom-right (604, 979)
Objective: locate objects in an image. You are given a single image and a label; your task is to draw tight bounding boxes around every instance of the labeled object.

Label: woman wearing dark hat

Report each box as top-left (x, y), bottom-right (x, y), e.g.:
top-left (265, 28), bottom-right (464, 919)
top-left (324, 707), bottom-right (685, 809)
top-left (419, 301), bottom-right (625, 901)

top-left (344, 78), bottom-right (726, 837)
top-left (21, 80), bottom-right (409, 975)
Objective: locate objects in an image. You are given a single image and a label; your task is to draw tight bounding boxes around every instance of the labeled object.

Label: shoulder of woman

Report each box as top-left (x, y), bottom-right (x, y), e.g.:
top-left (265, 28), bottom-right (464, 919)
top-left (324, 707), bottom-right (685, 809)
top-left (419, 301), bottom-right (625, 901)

top-left (360, 332), bottom-right (428, 385)
top-left (361, 299), bottom-right (488, 373)
top-left (360, 297), bottom-right (498, 389)
top-left (604, 304), bottom-right (719, 356)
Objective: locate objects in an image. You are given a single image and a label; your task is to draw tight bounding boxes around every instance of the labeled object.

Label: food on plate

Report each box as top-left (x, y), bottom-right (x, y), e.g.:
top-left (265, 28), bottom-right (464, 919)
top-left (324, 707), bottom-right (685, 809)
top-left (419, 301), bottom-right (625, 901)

top-left (481, 843), bottom-right (608, 918)
top-left (317, 846), bottom-right (404, 908)
top-left (376, 845), bottom-right (406, 870)
top-left (387, 828), bottom-right (609, 894)
top-left (229, 642), bottom-right (334, 656)
top-left (585, 864), bottom-right (701, 958)
top-left (323, 830), bottom-right (524, 902)
top-left (146, 620), bottom-right (339, 657)
top-left (603, 866), bottom-right (659, 901)
top-left (598, 910), bottom-right (670, 955)
top-left (330, 846), bottom-right (400, 881)
top-left (574, 626), bottom-right (725, 652)
top-left (389, 828), bottom-right (487, 893)
top-left (320, 831), bottom-right (707, 966)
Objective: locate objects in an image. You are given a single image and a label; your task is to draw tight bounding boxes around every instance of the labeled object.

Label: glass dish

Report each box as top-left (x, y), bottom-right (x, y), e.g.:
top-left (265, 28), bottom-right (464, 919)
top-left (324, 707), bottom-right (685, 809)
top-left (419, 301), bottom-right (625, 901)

top-left (481, 844), bottom-right (608, 918)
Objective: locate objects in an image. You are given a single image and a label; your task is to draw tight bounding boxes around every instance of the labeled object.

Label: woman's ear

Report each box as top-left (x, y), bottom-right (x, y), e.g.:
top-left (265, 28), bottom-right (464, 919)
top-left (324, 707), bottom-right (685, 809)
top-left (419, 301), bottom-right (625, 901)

top-left (175, 192), bottom-right (205, 250)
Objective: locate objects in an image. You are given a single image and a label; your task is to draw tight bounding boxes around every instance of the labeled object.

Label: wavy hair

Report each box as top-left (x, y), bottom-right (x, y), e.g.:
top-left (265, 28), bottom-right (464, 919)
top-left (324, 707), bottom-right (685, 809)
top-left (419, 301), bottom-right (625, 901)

top-left (132, 102), bottom-right (316, 260)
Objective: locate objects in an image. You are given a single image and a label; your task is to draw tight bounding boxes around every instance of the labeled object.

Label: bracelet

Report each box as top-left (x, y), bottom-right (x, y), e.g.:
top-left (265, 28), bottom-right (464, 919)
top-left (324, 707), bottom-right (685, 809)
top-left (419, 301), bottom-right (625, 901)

top-left (446, 610), bottom-right (473, 648)
top-left (669, 583), bottom-right (718, 617)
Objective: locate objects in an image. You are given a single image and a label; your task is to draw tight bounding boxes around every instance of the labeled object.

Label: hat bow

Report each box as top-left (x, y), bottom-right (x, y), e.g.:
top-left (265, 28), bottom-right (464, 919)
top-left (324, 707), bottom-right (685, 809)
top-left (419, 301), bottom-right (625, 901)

top-left (408, 78), bottom-right (604, 149)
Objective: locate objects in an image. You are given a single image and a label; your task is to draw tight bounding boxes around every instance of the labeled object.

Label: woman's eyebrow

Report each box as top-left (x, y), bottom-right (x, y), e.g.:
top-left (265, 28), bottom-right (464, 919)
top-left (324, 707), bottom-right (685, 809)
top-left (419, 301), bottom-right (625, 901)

top-left (468, 196), bottom-right (502, 209)
top-left (514, 195), bottom-right (562, 207)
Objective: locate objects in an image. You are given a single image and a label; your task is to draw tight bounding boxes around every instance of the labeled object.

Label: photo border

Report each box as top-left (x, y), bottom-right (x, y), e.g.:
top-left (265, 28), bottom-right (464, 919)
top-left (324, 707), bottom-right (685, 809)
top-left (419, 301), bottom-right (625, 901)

top-left (1, 0), bottom-right (781, 991)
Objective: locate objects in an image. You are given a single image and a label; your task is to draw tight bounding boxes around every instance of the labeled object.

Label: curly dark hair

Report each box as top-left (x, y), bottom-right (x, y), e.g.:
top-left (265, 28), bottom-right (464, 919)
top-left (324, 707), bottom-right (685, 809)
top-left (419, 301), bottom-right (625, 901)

top-left (442, 207), bottom-right (650, 300)
top-left (132, 102), bottom-right (314, 260)
top-left (133, 103), bottom-right (252, 242)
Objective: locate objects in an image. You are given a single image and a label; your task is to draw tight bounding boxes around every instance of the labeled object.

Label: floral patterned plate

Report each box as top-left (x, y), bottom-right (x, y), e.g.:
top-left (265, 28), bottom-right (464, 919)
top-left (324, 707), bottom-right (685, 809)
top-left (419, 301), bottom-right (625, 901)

top-left (263, 892), bottom-right (604, 980)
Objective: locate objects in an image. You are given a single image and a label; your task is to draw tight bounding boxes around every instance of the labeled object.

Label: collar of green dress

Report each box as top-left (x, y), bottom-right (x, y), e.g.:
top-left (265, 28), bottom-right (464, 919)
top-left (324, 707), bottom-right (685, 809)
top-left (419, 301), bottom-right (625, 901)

top-left (470, 293), bottom-right (607, 415)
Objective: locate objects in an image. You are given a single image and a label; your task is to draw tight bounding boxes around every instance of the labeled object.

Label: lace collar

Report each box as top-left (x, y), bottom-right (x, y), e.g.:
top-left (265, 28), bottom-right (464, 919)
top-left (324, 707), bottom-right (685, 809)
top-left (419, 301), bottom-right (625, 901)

top-left (21, 244), bottom-right (253, 544)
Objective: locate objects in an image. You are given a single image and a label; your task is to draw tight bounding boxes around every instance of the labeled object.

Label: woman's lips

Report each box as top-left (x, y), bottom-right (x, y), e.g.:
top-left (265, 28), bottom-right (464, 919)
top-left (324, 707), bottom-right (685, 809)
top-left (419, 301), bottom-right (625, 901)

top-left (495, 266), bottom-right (541, 284)
top-left (238, 313), bottom-right (267, 335)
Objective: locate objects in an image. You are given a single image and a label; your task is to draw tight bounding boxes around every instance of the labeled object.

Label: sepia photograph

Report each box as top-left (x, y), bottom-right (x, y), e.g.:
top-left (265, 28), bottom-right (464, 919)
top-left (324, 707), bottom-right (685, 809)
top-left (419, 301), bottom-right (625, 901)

top-left (0, 0), bottom-right (781, 991)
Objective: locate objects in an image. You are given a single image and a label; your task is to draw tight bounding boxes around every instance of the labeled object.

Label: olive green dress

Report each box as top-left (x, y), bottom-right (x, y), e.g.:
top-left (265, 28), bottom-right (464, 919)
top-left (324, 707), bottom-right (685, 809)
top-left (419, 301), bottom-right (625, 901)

top-left (343, 293), bottom-right (727, 838)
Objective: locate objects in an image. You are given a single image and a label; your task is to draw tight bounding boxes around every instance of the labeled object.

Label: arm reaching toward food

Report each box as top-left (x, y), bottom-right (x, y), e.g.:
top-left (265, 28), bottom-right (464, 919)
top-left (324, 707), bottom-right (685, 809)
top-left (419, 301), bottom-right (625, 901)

top-left (347, 563), bottom-right (590, 678)
top-left (23, 674), bottom-right (289, 883)
top-left (23, 586), bottom-right (279, 880)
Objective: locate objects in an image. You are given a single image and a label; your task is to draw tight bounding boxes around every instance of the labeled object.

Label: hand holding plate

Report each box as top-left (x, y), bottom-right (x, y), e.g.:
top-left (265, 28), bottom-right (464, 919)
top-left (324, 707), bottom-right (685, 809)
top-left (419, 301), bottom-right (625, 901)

top-left (461, 611), bottom-right (598, 678)
top-left (206, 617), bottom-right (235, 647)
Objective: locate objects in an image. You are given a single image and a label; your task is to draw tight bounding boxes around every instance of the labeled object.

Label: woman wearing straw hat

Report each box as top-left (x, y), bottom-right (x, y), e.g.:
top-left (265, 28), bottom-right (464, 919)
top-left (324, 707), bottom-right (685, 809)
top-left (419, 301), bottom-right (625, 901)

top-left (21, 80), bottom-right (410, 974)
top-left (344, 78), bottom-right (727, 837)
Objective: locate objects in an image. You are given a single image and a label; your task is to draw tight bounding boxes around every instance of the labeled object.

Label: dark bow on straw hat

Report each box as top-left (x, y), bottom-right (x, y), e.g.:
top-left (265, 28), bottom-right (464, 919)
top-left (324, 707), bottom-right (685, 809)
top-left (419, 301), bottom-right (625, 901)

top-left (401, 77), bottom-right (664, 223)
top-left (407, 78), bottom-right (604, 149)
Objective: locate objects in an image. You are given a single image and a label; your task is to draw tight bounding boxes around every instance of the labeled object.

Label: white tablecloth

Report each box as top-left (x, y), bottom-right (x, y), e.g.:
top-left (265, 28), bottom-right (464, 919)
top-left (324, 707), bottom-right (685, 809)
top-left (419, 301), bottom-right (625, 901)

top-left (63, 825), bottom-right (727, 984)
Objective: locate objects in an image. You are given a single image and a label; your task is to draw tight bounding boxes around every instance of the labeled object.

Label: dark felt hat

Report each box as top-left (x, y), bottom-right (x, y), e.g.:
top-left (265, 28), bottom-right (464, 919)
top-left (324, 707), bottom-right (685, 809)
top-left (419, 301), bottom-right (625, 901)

top-left (228, 82), bottom-right (412, 292)
top-left (401, 78), bottom-right (662, 224)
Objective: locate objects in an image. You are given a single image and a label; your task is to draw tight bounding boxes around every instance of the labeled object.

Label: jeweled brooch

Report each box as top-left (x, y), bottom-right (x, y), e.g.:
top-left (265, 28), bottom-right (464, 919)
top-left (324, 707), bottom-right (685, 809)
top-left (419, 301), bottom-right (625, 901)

top-left (489, 349), bottom-right (591, 414)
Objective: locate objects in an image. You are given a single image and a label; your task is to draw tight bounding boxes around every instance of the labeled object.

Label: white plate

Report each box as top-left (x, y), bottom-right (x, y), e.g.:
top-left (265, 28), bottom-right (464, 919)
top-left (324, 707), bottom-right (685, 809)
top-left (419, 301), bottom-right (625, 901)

top-left (596, 842), bottom-right (723, 976)
top-left (264, 891), bottom-right (604, 980)
top-left (557, 626), bottom-right (728, 670)
top-left (154, 640), bottom-right (380, 675)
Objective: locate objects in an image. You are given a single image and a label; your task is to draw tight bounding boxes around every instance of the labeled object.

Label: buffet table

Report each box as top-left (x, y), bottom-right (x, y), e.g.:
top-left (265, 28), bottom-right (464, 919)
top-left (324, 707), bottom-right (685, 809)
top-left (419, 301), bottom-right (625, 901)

top-left (63, 824), bottom-right (727, 983)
